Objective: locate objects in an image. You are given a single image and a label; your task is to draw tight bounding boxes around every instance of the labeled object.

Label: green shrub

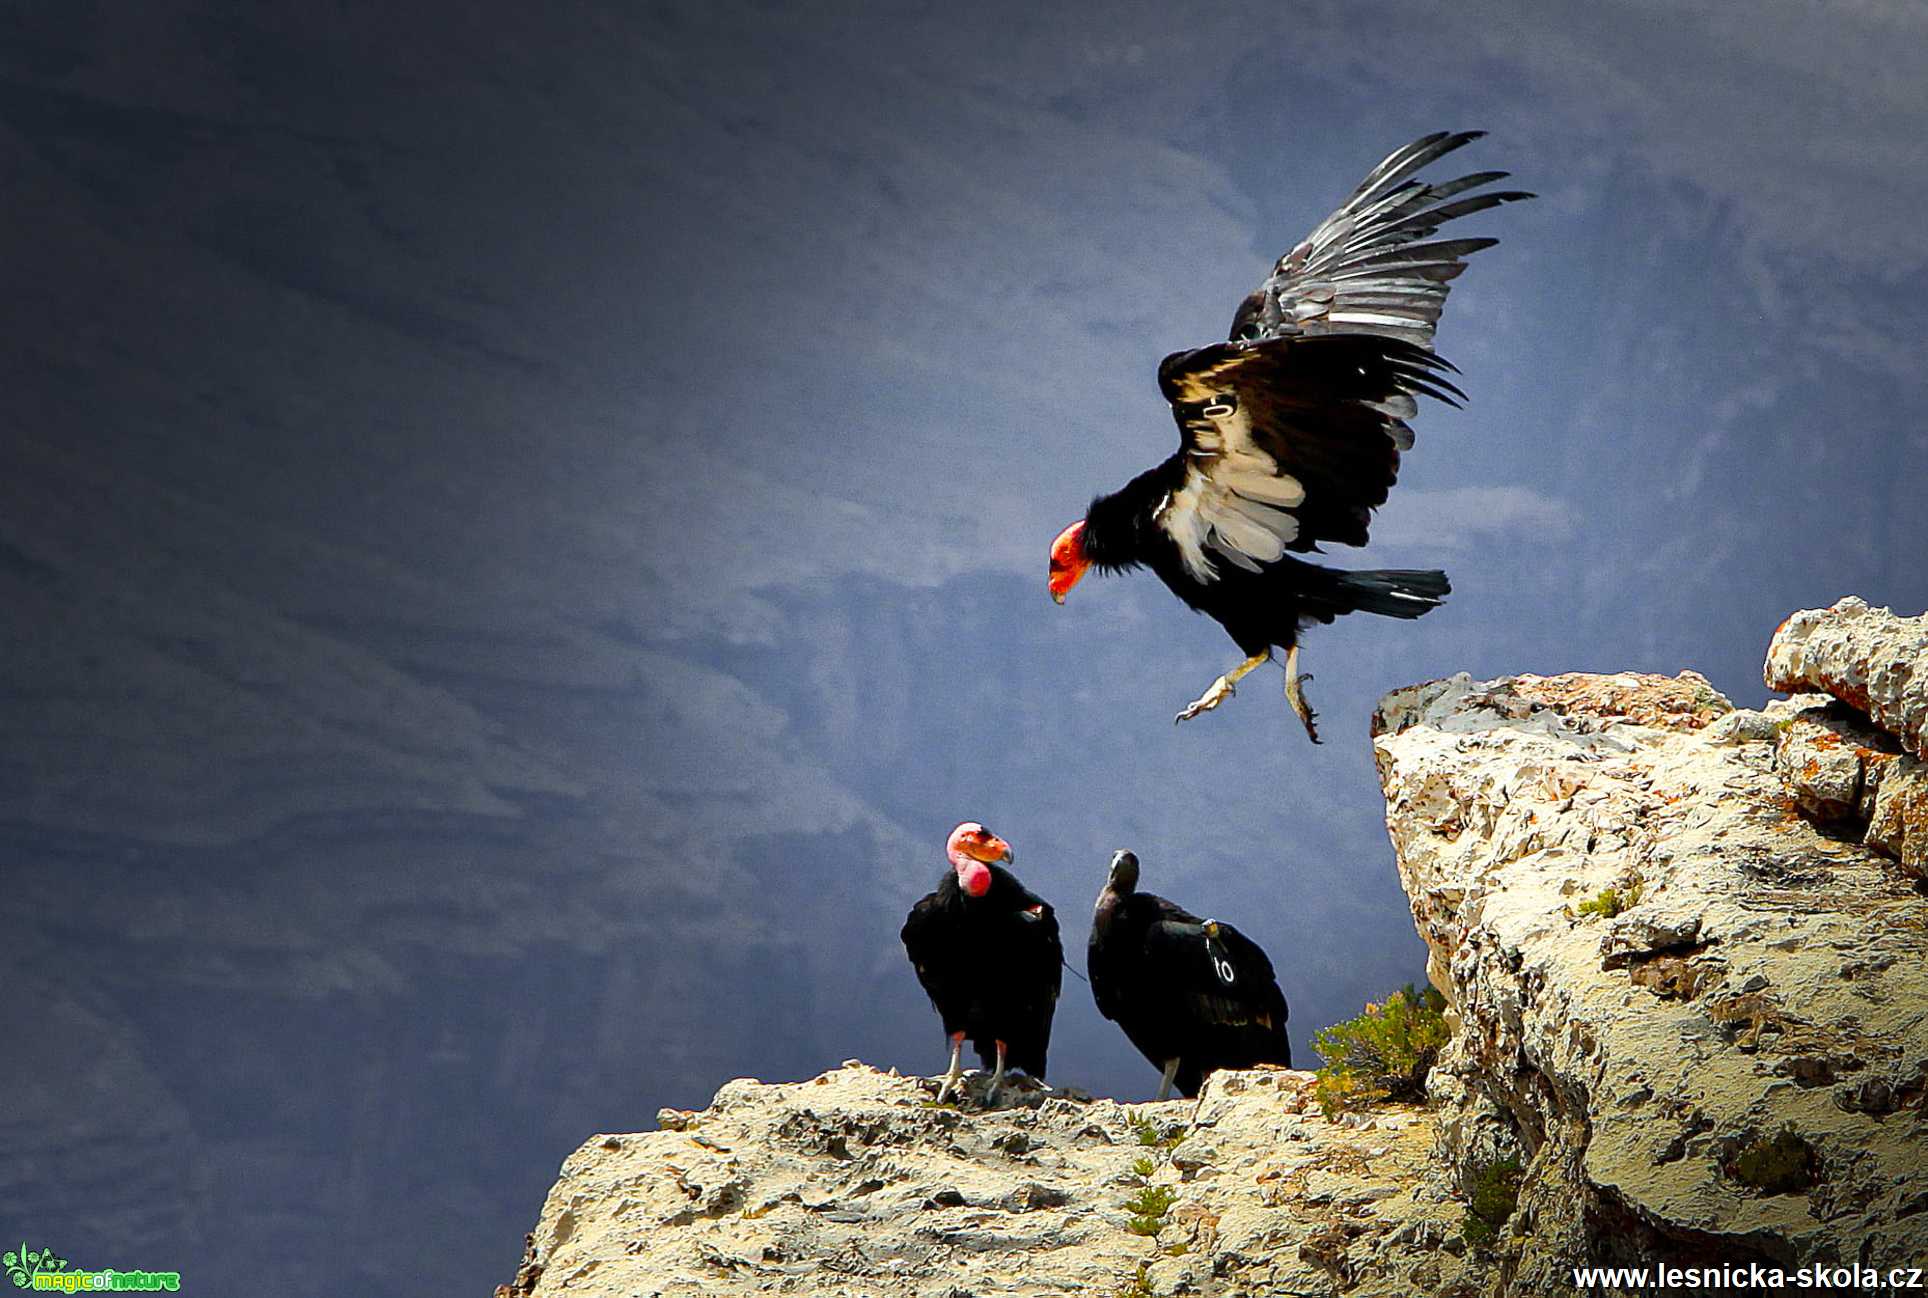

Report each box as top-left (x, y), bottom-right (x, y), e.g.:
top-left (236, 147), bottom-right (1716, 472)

top-left (1312, 983), bottom-right (1450, 1117)
top-left (1461, 1154), bottom-right (1523, 1249)
top-left (1576, 880), bottom-right (1644, 919)
top-left (1123, 1183), bottom-right (1177, 1235)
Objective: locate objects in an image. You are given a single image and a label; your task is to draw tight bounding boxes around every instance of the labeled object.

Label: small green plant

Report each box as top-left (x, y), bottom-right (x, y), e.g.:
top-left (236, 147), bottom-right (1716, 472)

top-left (1576, 879), bottom-right (1644, 919)
top-left (1124, 1183), bottom-right (1177, 1234)
top-left (1110, 1262), bottom-right (1155, 1297)
top-left (1727, 1126), bottom-right (1818, 1194)
top-left (1120, 1132), bottom-right (1180, 1237)
top-left (1312, 983), bottom-right (1450, 1117)
top-left (1461, 1155), bottom-right (1523, 1250)
top-left (1131, 1116), bottom-right (1185, 1149)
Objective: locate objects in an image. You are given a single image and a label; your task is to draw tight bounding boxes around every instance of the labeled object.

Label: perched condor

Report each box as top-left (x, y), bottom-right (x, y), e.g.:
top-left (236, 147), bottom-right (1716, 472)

top-left (1089, 850), bottom-right (1291, 1100)
top-left (1047, 131), bottom-right (1531, 738)
top-left (901, 821), bottom-right (1062, 1104)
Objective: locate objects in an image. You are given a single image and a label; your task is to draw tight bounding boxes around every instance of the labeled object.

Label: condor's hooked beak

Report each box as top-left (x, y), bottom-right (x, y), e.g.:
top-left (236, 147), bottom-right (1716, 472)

top-left (948, 822), bottom-right (1013, 898)
top-left (1048, 520), bottom-right (1089, 605)
top-left (948, 822), bottom-right (1014, 868)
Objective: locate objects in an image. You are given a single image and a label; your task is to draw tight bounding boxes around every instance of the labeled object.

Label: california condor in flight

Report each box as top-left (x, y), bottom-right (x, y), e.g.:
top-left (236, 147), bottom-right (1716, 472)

top-left (1047, 131), bottom-right (1531, 738)
top-left (1089, 850), bottom-right (1291, 1100)
top-left (901, 822), bottom-right (1062, 1104)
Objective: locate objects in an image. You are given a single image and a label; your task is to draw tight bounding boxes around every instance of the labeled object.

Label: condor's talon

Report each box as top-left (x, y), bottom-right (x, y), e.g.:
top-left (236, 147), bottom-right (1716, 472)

top-left (1174, 676), bottom-right (1236, 724)
top-left (934, 1031), bottom-right (967, 1104)
top-left (1284, 650), bottom-right (1320, 744)
top-left (1174, 651), bottom-right (1270, 725)
top-left (985, 1040), bottom-right (1008, 1106)
top-left (1287, 683), bottom-right (1320, 743)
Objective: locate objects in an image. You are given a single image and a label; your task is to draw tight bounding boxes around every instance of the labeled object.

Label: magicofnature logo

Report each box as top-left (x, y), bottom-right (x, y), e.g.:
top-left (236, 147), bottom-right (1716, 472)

top-left (5, 1243), bottom-right (179, 1292)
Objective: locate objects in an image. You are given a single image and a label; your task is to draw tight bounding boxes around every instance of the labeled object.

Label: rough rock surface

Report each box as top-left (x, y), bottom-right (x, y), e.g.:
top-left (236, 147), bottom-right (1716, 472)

top-left (1374, 670), bottom-right (1928, 1291)
top-left (1765, 599), bottom-right (1928, 878)
top-left (1770, 697), bottom-right (1928, 878)
top-left (1766, 597), bottom-right (1928, 760)
top-left (503, 1063), bottom-right (1491, 1297)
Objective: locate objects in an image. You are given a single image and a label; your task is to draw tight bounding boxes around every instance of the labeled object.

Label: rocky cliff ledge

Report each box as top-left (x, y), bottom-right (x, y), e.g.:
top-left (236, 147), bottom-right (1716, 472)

top-left (504, 601), bottom-right (1927, 1297)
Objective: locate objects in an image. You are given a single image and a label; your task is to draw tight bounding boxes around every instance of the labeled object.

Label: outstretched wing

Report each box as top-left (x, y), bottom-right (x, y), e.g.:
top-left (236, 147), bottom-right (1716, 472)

top-left (1152, 334), bottom-right (1461, 578)
top-left (1230, 130), bottom-right (1531, 348)
top-left (1150, 132), bottom-right (1528, 581)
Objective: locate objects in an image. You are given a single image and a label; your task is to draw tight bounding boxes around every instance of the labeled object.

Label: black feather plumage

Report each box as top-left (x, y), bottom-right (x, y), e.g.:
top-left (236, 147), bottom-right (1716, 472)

top-left (901, 865), bottom-right (1062, 1077)
top-left (1062, 131), bottom-right (1527, 732)
top-left (1088, 852), bottom-right (1291, 1099)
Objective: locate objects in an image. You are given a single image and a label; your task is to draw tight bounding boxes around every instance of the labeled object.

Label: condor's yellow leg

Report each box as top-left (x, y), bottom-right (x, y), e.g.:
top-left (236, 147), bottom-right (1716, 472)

top-left (935, 1031), bottom-right (966, 1103)
top-left (1285, 644), bottom-right (1320, 744)
top-left (1174, 651), bottom-right (1270, 725)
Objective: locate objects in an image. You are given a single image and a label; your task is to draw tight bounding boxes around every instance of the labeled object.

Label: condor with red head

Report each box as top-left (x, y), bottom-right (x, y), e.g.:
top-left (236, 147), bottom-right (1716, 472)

top-left (901, 822), bottom-right (1062, 1104)
top-left (1049, 131), bottom-right (1530, 739)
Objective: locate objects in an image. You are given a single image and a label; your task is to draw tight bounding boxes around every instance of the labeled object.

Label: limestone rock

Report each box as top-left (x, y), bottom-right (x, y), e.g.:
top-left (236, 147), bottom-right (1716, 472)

top-left (1766, 597), bottom-right (1928, 759)
top-left (1704, 693), bottom-right (1824, 746)
top-left (1865, 754), bottom-right (1928, 880)
top-left (1772, 699), bottom-right (1900, 823)
top-left (1374, 669), bottom-right (1928, 1291)
top-left (507, 1063), bottom-right (1493, 1297)
top-left (1763, 600), bottom-right (1928, 877)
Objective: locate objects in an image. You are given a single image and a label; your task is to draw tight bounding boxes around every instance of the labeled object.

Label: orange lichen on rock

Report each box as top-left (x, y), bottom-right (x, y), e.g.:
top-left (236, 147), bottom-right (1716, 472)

top-left (1509, 670), bottom-right (1732, 731)
top-left (1765, 597), bottom-right (1928, 760)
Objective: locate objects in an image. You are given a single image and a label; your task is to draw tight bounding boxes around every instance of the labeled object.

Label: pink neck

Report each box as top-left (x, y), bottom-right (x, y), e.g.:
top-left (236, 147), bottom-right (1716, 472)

top-left (952, 856), bottom-right (992, 898)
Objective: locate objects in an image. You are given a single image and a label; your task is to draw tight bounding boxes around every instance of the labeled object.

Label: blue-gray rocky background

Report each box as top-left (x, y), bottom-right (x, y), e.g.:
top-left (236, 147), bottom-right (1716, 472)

top-left (3, 3), bottom-right (1924, 1293)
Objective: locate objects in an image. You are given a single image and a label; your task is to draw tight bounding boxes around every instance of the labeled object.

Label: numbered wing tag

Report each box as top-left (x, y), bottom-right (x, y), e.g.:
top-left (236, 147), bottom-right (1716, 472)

top-left (1203, 921), bottom-right (1237, 986)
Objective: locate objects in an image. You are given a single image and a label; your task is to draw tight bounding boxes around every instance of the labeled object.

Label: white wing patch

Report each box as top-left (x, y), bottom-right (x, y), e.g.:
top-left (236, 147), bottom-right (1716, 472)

top-left (1159, 472), bottom-right (1218, 582)
top-left (1160, 403), bottom-right (1307, 583)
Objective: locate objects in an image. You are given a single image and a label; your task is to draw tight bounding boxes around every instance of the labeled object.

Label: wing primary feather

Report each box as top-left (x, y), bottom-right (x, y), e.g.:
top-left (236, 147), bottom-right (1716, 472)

top-left (1416, 169), bottom-right (1511, 202)
top-left (1342, 134), bottom-right (1448, 203)
top-left (1392, 360), bottom-right (1466, 393)
top-left (1373, 191), bottom-right (1535, 240)
top-left (1393, 375), bottom-right (1465, 408)
top-left (1389, 358), bottom-right (1468, 396)
top-left (1345, 130), bottom-right (1480, 205)
top-left (1340, 237), bottom-right (1501, 269)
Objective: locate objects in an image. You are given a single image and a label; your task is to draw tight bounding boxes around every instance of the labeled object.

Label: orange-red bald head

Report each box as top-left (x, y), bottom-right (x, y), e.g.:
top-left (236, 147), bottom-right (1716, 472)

top-left (1048, 520), bottom-right (1089, 605)
top-left (945, 821), bottom-right (1013, 898)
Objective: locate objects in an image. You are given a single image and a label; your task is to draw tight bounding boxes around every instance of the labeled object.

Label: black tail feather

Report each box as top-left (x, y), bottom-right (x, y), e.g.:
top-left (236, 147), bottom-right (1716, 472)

top-left (1330, 568), bottom-right (1450, 619)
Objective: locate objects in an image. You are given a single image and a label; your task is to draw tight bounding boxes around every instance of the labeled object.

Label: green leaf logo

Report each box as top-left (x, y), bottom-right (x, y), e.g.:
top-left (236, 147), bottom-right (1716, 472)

top-left (5, 1242), bottom-right (67, 1288)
